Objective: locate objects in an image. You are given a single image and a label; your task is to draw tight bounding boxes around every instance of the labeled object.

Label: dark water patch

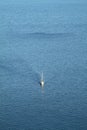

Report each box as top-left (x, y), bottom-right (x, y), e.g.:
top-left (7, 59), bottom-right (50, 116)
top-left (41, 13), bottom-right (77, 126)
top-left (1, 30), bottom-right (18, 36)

top-left (10, 31), bottom-right (74, 40)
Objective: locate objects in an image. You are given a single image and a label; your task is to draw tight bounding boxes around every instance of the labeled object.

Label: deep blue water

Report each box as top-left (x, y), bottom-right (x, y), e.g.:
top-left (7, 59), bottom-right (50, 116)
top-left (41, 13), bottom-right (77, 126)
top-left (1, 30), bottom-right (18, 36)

top-left (0, 1), bottom-right (87, 130)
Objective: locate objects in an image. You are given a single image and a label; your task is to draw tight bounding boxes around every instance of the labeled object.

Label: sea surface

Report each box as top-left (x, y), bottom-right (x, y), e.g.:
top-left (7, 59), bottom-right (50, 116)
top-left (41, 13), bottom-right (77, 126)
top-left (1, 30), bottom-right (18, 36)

top-left (0, 1), bottom-right (87, 130)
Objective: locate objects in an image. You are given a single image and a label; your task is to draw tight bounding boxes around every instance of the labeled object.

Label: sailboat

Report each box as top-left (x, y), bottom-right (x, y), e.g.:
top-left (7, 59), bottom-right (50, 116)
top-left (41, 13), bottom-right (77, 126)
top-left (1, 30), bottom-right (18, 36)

top-left (40, 72), bottom-right (44, 87)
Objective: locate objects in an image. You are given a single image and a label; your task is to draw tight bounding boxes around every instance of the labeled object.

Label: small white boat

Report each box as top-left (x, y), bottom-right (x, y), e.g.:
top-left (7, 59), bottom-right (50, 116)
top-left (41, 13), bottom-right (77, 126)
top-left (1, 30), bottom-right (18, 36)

top-left (40, 72), bottom-right (44, 87)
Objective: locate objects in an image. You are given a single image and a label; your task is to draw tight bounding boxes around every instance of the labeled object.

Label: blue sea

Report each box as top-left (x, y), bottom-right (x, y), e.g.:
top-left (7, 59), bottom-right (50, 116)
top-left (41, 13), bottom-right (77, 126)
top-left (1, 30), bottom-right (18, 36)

top-left (0, 0), bottom-right (87, 130)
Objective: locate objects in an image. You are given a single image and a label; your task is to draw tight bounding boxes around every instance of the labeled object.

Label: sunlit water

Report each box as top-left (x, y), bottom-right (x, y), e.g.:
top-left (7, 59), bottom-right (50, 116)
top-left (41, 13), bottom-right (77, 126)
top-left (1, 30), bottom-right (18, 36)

top-left (0, 1), bottom-right (87, 130)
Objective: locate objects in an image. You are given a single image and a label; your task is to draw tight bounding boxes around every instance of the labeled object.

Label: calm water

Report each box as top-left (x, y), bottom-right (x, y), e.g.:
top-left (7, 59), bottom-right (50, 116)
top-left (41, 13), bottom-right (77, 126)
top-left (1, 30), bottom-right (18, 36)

top-left (0, 1), bottom-right (87, 130)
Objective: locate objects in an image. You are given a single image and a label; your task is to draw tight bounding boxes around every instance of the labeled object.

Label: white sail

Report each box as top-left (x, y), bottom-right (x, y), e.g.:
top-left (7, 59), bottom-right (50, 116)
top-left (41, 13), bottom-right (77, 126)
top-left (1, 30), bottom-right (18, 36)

top-left (40, 72), bottom-right (44, 87)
